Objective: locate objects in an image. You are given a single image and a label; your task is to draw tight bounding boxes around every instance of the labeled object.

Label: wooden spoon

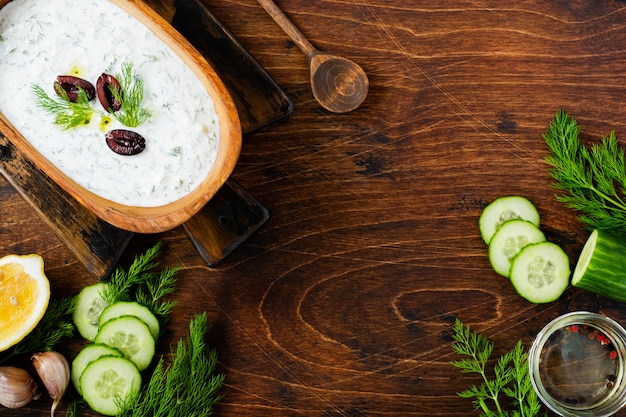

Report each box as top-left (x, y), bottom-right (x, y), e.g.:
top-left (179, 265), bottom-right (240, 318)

top-left (256, 0), bottom-right (369, 113)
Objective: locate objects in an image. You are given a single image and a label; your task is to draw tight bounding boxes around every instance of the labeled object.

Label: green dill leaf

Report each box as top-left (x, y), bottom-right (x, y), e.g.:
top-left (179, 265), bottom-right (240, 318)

top-left (100, 241), bottom-right (180, 329)
top-left (101, 241), bottom-right (163, 304)
top-left (65, 400), bottom-right (78, 417)
top-left (65, 399), bottom-right (88, 417)
top-left (33, 83), bottom-right (95, 130)
top-left (544, 110), bottom-right (626, 236)
top-left (493, 351), bottom-right (514, 387)
top-left (118, 312), bottom-right (225, 417)
top-left (451, 358), bottom-right (484, 374)
top-left (112, 61), bottom-right (151, 127)
top-left (504, 341), bottom-right (546, 417)
top-left (458, 386), bottom-right (481, 399)
top-left (450, 319), bottom-right (546, 417)
top-left (134, 265), bottom-right (180, 326)
top-left (170, 146), bottom-right (181, 156)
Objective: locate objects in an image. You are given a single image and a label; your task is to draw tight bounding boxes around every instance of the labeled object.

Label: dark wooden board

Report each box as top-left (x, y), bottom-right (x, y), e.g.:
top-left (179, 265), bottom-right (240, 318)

top-left (183, 178), bottom-right (270, 265)
top-left (0, 0), bottom-right (293, 278)
top-left (0, 133), bottom-right (133, 279)
top-left (172, 0), bottom-right (295, 133)
top-left (170, 0), bottom-right (293, 265)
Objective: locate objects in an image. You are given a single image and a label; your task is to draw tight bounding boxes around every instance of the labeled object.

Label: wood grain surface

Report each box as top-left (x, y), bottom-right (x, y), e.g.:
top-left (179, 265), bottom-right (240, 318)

top-left (5, 0), bottom-right (626, 416)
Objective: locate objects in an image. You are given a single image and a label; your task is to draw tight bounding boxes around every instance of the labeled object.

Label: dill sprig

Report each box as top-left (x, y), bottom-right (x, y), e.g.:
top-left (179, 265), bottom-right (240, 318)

top-left (450, 319), bottom-right (545, 417)
top-left (101, 241), bottom-right (179, 325)
top-left (0, 296), bottom-right (76, 365)
top-left (134, 265), bottom-right (180, 324)
top-left (543, 110), bottom-right (626, 236)
top-left (111, 61), bottom-right (151, 127)
top-left (101, 241), bottom-right (163, 304)
top-left (65, 399), bottom-right (84, 417)
top-left (33, 84), bottom-right (94, 129)
top-left (33, 61), bottom-right (150, 131)
top-left (118, 312), bottom-right (225, 417)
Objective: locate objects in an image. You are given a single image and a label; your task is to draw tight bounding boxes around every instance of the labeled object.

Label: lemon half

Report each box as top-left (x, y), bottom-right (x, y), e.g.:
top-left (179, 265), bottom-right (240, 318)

top-left (0, 254), bottom-right (50, 352)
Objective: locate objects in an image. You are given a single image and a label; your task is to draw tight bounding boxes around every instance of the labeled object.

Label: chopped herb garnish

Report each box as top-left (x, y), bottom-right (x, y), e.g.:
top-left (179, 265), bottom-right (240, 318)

top-left (111, 61), bottom-right (151, 127)
top-left (33, 61), bottom-right (150, 131)
top-left (33, 83), bottom-right (95, 129)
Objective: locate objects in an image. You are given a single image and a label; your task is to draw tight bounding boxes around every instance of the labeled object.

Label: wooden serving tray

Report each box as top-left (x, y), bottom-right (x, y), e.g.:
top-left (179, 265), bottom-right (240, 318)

top-left (0, 0), bottom-right (293, 278)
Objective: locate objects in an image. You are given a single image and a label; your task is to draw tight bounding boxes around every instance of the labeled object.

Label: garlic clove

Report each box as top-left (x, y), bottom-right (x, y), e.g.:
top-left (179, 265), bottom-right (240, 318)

top-left (0, 365), bottom-right (41, 408)
top-left (31, 351), bottom-right (70, 417)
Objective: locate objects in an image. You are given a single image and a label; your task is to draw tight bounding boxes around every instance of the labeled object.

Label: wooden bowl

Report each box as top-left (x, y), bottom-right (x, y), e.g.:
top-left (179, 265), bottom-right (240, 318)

top-left (0, 0), bottom-right (242, 233)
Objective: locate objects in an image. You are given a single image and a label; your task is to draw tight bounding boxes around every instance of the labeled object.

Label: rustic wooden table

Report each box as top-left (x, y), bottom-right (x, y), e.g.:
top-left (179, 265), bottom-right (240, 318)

top-left (5, 0), bottom-right (626, 416)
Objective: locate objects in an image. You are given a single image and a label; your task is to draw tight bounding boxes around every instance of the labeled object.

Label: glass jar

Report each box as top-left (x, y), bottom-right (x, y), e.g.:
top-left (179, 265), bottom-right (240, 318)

top-left (529, 312), bottom-right (626, 417)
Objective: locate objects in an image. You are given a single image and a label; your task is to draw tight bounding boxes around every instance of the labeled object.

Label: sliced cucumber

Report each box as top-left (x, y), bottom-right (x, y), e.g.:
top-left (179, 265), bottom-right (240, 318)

top-left (80, 356), bottom-right (141, 416)
top-left (572, 229), bottom-right (626, 303)
top-left (73, 282), bottom-right (110, 341)
top-left (94, 315), bottom-right (156, 371)
top-left (71, 343), bottom-right (123, 395)
top-left (488, 219), bottom-right (546, 277)
top-left (479, 196), bottom-right (540, 244)
top-left (99, 301), bottom-right (160, 340)
top-left (510, 241), bottom-right (570, 303)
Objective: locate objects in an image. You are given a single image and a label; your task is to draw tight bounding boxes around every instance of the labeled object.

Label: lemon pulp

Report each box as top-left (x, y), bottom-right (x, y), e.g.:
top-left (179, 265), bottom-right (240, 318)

top-left (0, 254), bottom-right (50, 352)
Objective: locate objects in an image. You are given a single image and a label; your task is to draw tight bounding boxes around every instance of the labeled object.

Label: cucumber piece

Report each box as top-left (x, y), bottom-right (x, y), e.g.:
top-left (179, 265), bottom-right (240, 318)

top-left (479, 196), bottom-right (540, 244)
top-left (572, 229), bottom-right (626, 302)
top-left (98, 301), bottom-right (160, 340)
top-left (510, 241), bottom-right (570, 303)
top-left (488, 219), bottom-right (546, 277)
top-left (80, 356), bottom-right (141, 416)
top-left (71, 343), bottom-right (123, 395)
top-left (73, 282), bottom-right (110, 341)
top-left (94, 315), bottom-right (156, 371)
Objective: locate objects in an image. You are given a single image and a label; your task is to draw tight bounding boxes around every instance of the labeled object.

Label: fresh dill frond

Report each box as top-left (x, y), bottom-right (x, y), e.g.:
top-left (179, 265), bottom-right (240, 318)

top-left (118, 312), bottom-right (225, 417)
top-left (32, 84), bottom-right (94, 130)
top-left (543, 110), bottom-right (626, 236)
top-left (101, 241), bottom-right (179, 326)
top-left (101, 241), bottom-right (163, 304)
top-left (65, 399), bottom-right (87, 417)
top-left (502, 341), bottom-right (545, 417)
top-left (134, 265), bottom-right (180, 325)
top-left (450, 319), bottom-right (546, 417)
top-left (0, 296), bottom-right (76, 365)
top-left (169, 146), bottom-right (182, 156)
top-left (112, 61), bottom-right (151, 127)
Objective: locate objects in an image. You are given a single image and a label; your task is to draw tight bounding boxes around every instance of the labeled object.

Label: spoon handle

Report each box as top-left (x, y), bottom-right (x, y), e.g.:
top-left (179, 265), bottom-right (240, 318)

top-left (256, 0), bottom-right (316, 57)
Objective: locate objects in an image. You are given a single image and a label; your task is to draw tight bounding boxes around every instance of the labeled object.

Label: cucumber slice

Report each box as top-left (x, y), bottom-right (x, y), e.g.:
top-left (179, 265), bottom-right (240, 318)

top-left (94, 315), bottom-right (156, 371)
top-left (71, 343), bottom-right (123, 395)
top-left (510, 241), bottom-right (570, 303)
top-left (572, 229), bottom-right (626, 303)
top-left (488, 219), bottom-right (546, 277)
top-left (73, 282), bottom-right (110, 341)
top-left (80, 356), bottom-right (141, 416)
top-left (479, 196), bottom-right (540, 244)
top-left (98, 301), bottom-right (160, 340)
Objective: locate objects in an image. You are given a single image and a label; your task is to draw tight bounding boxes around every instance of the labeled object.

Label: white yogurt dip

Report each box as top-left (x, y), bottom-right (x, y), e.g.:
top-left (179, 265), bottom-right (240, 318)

top-left (0, 0), bottom-right (220, 207)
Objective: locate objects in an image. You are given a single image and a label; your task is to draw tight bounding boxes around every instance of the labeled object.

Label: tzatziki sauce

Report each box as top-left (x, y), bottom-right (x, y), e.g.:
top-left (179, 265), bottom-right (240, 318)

top-left (0, 0), bottom-right (220, 207)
